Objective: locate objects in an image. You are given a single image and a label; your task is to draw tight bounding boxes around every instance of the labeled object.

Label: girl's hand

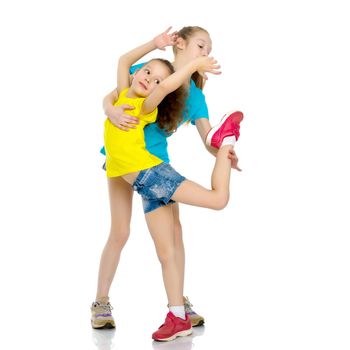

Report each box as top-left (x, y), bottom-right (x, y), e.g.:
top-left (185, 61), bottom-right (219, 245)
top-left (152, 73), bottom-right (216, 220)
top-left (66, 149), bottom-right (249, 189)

top-left (153, 26), bottom-right (178, 50)
top-left (194, 56), bottom-right (221, 80)
top-left (228, 148), bottom-right (242, 171)
top-left (107, 104), bottom-right (138, 131)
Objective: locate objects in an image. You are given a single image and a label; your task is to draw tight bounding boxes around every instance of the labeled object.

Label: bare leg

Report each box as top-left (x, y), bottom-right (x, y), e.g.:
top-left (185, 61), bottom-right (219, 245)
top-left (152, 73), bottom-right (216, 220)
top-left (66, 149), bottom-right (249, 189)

top-left (96, 176), bottom-right (133, 300)
top-left (172, 203), bottom-right (185, 295)
top-left (171, 145), bottom-right (233, 210)
top-left (145, 205), bottom-right (183, 306)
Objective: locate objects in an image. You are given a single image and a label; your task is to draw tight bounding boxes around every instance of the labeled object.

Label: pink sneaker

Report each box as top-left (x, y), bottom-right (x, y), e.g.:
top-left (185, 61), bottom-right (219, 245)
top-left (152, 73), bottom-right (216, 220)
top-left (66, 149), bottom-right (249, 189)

top-left (152, 312), bottom-right (192, 342)
top-left (206, 111), bottom-right (244, 149)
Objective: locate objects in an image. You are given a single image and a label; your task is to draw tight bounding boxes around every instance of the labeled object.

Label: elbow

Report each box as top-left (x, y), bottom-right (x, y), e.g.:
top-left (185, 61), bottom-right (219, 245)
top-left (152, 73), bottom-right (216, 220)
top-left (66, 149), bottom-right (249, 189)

top-left (118, 55), bottom-right (128, 66)
top-left (157, 82), bottom-right (170, 96)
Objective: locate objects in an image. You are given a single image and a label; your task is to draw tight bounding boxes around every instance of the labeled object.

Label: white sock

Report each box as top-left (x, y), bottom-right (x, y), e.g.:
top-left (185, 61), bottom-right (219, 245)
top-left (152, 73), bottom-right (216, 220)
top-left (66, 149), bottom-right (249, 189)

top-left (169, 305), bottom-right (186, 320)
top-left (221, 135), bottom-right (236, 147)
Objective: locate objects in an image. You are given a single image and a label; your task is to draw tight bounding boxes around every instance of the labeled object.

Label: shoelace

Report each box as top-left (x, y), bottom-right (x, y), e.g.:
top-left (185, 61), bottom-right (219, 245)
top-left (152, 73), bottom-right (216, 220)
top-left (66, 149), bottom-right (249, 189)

top-left (93, 302), bottom-right (113, 312)
top-left (184, 297), bottom-right (194, 313)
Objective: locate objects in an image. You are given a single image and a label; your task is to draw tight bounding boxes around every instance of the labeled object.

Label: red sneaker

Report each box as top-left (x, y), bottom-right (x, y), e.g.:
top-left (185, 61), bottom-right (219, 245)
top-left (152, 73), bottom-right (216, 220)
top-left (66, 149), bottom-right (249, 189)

top-left (152, 312), bottom-right (192, 342)
top-left (206, 110), bottom-right (244, 149)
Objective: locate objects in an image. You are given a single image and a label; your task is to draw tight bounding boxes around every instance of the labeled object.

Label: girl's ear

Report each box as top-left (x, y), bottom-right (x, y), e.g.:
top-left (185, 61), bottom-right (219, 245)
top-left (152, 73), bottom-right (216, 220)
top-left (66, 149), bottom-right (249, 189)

top-left (175, 37), bottom-right (186, 50)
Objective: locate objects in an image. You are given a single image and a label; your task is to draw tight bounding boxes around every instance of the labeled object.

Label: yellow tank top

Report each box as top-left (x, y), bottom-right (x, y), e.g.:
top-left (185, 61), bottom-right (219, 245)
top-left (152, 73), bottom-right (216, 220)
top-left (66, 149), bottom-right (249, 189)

top-left (104, 88), bottom-right (163, 177)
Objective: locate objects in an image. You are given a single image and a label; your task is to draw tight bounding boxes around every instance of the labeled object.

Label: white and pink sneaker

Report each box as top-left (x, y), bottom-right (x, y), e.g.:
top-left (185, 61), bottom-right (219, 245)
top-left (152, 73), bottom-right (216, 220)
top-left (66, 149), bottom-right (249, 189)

top-left (206, 111), bottom-right (244, 149)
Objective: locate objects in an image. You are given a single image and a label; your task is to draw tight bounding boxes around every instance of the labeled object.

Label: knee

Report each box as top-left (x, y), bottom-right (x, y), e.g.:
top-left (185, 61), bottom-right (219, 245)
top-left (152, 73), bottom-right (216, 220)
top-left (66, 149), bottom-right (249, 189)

top-left (173, 219), bottom-right (183, 242)
top-left (157, 247), bottom-right (176, 266)
top-left (108, 226), bottom-right (130, 248)
top-left (211, 192), bottom-right (230, 210)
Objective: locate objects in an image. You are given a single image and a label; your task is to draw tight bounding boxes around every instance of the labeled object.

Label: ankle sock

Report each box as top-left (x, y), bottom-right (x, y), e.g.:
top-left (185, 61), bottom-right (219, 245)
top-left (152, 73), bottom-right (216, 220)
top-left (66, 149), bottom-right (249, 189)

top-left (221, 135), bottom-right (236, 147)
top-left (169, 305), bottom-right (186, 320)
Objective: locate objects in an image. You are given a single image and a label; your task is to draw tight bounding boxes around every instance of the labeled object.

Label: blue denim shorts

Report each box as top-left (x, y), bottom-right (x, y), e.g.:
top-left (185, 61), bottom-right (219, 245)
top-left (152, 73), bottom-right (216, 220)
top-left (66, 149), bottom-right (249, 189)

top-left (132, 163), bottom-right (186, 214)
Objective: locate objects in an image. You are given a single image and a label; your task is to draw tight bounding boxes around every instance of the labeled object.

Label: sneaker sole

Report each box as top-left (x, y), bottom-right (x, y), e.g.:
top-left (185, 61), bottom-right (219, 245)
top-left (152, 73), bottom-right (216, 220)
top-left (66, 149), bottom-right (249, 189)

top-left (206, 110), bottom-right (243, 147)
top-left (153, 328), bottom-right (193, 342)
top-left (91, 320), bottom-right (116, 329)
top-left (192, 319), bottom-right (205, 327)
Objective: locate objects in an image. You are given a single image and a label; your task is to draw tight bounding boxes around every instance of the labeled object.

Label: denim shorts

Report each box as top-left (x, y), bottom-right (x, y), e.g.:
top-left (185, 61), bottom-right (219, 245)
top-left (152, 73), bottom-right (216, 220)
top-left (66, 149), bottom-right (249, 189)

top-left (132, 163), bottom-right (186, 214)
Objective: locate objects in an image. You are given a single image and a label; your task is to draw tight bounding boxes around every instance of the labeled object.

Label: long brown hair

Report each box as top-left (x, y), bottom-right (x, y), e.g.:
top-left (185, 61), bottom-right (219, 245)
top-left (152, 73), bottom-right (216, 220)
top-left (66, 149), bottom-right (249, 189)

top-left (150, 59), bottom-right (187, 133)
top-left (173, 26), bottom-right (209, 90)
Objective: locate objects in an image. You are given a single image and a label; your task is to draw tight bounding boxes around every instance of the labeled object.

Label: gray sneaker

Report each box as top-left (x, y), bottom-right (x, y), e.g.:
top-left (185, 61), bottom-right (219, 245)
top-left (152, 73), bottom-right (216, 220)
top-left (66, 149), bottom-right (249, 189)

top-left (91, 301), bottom-right (116, 329)
top-left (184, 296), bottom-right (205, 327)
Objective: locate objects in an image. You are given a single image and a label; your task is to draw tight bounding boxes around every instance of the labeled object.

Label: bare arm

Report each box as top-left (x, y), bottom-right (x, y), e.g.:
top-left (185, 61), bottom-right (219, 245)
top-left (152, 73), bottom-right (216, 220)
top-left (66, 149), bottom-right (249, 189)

top-left (103, 88), bottom-right (119, 115)
top-left (103, 88), bottom-right (139, 130)
top-left (117, 27), bottom-right (177, 94)
top-left (106, 27), bottom-right (177, 129)
top-left (142, 56), bottom-right (221, 114)
top-left (195, 117), bottom-right (216, 153)
top-left (117, 41), bottom-right (158, 93)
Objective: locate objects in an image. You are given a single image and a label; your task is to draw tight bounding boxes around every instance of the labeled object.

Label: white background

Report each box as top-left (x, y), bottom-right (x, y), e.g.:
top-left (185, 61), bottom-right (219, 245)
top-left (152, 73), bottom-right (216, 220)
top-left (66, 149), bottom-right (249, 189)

top-left (0, 0), bottom-right (349, 349)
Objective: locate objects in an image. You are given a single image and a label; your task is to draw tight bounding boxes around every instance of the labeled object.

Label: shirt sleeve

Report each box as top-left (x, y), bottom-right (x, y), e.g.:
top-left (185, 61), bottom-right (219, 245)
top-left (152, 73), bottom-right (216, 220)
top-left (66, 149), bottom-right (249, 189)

top-left (190, 88), bottom-right (209, 125)
top-left (140, 100), bottom-right (158, 123)
top-left (130, 62), bottom-right (145, 74)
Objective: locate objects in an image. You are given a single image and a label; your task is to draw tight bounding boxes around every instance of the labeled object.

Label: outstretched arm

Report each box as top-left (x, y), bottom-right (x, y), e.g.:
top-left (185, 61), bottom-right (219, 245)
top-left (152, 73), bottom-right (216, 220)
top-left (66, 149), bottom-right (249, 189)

top-left (117, 27), bottom-right (177, 93)
top-left (142, 56), bottom-right (221, 114)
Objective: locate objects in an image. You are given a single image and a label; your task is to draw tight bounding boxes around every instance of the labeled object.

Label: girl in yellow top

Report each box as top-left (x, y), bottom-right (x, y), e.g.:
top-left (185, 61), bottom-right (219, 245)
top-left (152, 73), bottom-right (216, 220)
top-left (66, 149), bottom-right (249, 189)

top-left (104, 56), bottom-right (185, 177)
top-left (101, 29), bottom-right (243, 341)
top-left (104, 86), bottom-right (162, 177)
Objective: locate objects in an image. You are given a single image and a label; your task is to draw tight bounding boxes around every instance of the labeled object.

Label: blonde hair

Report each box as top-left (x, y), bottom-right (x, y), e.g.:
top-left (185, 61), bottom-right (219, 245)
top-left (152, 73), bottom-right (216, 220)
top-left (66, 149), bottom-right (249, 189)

top-left (173, 26), bottom-right (209, 90)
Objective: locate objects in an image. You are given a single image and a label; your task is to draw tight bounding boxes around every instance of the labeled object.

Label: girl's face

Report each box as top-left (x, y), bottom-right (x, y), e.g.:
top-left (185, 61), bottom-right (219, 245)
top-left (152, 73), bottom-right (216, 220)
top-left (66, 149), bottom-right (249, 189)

top-left (131, 61), bottom-right (171, 97)
top-left (181, 31), bottom-right (212, 62)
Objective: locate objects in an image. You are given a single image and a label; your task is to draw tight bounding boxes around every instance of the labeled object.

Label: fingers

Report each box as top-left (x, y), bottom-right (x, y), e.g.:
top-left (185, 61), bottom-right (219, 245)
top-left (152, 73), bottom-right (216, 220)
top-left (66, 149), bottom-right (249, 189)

top-left (164, 26), bottom-right (172, 34)
top-left (207, 58), bottom-right (221, 74)
top-left (118, 121), bottom-right (135, 130)
top-left (122, 115), bottom-right (139, 126)
top-left (113, 117), bottom-right (139, 130)
top-left (207, 65), bottom-right (221, 75)
top-left (228, 149), bottom-right (237, 160)
top-left (233, 165), bottom-right (242, 171)
top-left (228, 149), bottom-right (241, 171)
top-left (118, 125), bottom-right (130, 131)
top-left (210, 69), bottom-right (222, 75)
top-left (120, 104), bottom-right (135, 111)
top-left (198, 57), bottom-right (222, 76)
top-left (169, 33), bottom-right (178, 44)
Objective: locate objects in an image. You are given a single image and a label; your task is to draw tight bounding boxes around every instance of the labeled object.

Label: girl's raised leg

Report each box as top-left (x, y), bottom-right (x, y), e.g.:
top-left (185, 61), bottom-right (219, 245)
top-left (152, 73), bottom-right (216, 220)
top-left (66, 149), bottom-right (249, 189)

top-left (171, 145), bottom-right (233, 209)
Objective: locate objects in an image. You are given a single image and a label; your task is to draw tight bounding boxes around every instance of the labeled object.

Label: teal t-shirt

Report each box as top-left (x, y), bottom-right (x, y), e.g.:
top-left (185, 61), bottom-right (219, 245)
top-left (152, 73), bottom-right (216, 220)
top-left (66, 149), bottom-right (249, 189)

top-left (101, 63), bottom-right (209, 163)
